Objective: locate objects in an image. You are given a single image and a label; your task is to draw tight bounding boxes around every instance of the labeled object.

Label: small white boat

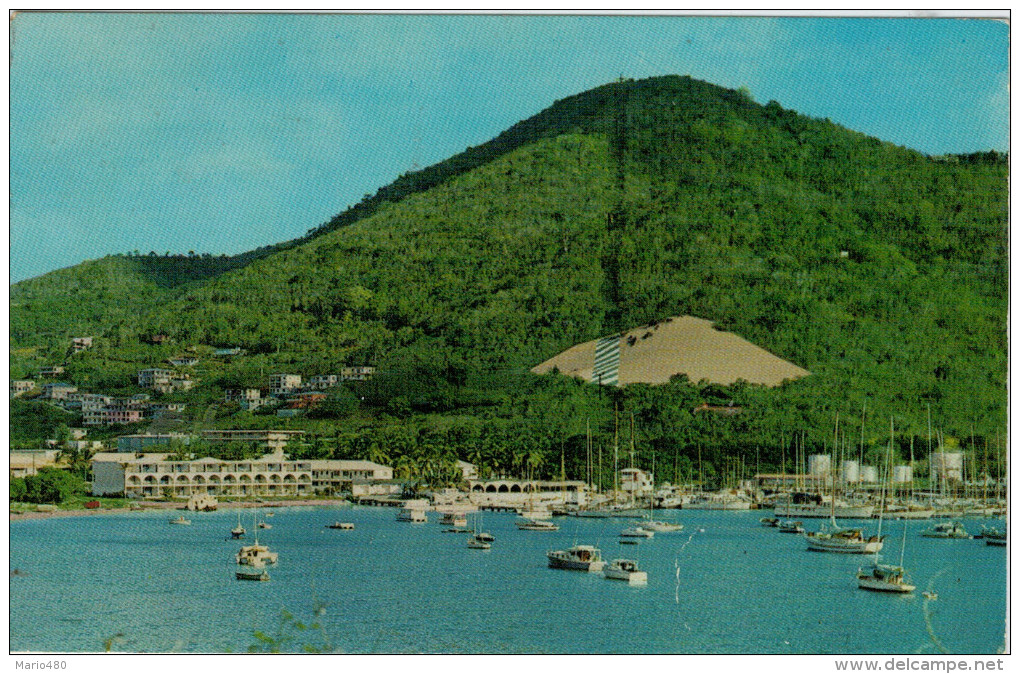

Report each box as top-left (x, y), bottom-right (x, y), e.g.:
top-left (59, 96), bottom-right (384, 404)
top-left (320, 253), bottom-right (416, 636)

top-left (326, 522), bottom-right (354, 530)
top-left (619, 526), bottom-right (654, 539)
top-left (603, 558), bottom-right (648, 584)
top-left (169, 516), bottom-right (191, 526)
top-left (921, 521), bottom-right (971, 539)
top-left (856, 563), bottom-right (915, 593)
top-left (231, 510), bottom-right (246, 538)
top-left (397, 508), bottom-right (428, 523)
top-left (439, 512), bottom-right (468, 527)
top-left (467, 534), bottom-right (491, 550)
top-left (642, 520), bottom-right (684, 532)
top-left (982, 526), bottom-right (1007, 546)
top-left (236, 563), bottom-right (270, 581)
top-left (475, 532), bottom-right (495, 542)
top-left (778, 520), bottom-right (804, 534)
top-left (547, 544), bottom-right (606, 572)
top-left (258, 521), bottom-right (272, 530)
top-left (236, 542), bottom-right (279, 566)
top-left (760, 517), bottom-right (780, 527)
top-left (517, 518), bottom-right (559, 531)
top-left (805, 523), bottom-right (883, 554)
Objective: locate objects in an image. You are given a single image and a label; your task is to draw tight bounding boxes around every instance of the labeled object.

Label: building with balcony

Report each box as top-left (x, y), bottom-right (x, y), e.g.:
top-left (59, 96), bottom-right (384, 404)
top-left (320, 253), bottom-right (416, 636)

top-left (117, 433), bottom-right (191, 453)
top-left (269, 374), bottom-right (302, 396)
top-left (138, 368), bottom-right (173, 388)
top-left (42, 382), bottom-right (78, 400)
top-left (340, 366), bottom-right (376, 381)
top-left (200, 429), bottom-right (305, 452)
top-left (306, 375), bottom-right (339, 390)
top-left (91, 452), bottom-right (391, 498)
top-left (10, 380), bottom-right (35, 398)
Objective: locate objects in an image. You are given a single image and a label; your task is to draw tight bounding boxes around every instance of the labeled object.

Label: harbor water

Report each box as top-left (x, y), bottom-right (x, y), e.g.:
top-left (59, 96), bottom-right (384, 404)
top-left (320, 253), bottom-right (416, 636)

top-left (9, 508), bottom-right (1007, 653)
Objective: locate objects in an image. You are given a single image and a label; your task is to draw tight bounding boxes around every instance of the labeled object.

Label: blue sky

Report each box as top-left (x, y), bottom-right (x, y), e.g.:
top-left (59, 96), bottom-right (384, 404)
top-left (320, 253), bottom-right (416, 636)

top-left (9, 13), bottom-right (1009, 283)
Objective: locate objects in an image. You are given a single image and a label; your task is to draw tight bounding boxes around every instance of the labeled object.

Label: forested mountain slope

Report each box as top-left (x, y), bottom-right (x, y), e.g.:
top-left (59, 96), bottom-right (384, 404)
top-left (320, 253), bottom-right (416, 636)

top-left (10, 75), bottom-right (1007, 465)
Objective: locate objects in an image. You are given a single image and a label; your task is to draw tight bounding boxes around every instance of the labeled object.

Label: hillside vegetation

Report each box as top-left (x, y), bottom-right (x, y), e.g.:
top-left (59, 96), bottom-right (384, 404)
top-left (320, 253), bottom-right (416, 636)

top-left (9, 76), bottom-right (1007, 483)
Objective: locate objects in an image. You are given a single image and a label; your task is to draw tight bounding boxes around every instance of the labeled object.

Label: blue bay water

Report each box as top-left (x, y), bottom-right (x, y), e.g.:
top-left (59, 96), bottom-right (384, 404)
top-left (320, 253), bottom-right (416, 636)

top-left (9, 508), bottom-right (1007, 653)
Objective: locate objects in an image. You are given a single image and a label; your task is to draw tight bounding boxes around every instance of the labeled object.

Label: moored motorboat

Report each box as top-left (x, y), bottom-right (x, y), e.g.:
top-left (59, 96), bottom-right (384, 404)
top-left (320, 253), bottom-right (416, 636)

top-left (619, 526), bottom-right (654, 539)
top-left (397, 508), bottom-right (428, 523)
top-left (856, 563), bottom-right (915, 593)
top-left (547, 544), bottom-right (606, 572)
top-left (760, 517), bottom-right (780, 527)
top-left (467, 534), bottom-right (491, 550)
top-left (236, 563), bottom-right (270, 581)
top-left (603, 558), bottom-right (647, 584)
top-left (326, 522), bottom-right (354, 530)
top-left (439, 512), bottom-right (468, 528)
top-left (778, 520), bottom-right (804, 534)
top-left (921, 521), bottom-right (971, 539)
top-left (805, 523), bottom-right (883, 554)
top-left (169, 516), bottom-right (191, 526)
top-left (517, 518), bottom-right (559, 531)
top-left (642, 520), bottom-right (684, 532)
top-left (982, 526), bottom-right (1006, 546)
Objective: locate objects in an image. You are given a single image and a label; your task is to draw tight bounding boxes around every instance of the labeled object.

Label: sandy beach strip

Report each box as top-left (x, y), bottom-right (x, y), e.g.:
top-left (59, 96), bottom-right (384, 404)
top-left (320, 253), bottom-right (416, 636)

top-left (9, 498), bottom-right (354, 522)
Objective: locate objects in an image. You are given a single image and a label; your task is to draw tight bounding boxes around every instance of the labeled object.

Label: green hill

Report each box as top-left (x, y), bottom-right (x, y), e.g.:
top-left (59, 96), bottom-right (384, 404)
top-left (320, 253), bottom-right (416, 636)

top-left (10, 75), bottom-right (1007, 481)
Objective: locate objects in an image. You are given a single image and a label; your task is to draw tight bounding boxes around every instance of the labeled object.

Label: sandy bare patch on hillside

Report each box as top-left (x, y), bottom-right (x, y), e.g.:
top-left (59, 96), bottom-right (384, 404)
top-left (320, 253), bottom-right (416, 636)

top-left (531, 315), bottom-right (809, 387)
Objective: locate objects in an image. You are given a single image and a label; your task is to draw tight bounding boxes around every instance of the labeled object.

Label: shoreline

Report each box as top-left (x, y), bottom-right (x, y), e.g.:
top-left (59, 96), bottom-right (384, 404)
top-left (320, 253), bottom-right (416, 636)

top-left (9, 498), bottom-right (355, 522)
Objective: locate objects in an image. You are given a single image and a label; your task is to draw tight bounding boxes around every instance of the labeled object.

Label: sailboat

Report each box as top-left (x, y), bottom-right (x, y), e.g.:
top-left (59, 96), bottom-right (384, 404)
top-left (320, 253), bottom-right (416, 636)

top-left (642, 451), bottom-right (684, 532)
top-left (467, 511), bottom-right (493, 549)
top-left (236, 510), bottom-right (279, 566)
top-left (804, 414), bottom-right (883, 554)
top-left (231, 509), bottom-right (246, 539)
top-left (856, 419), bottom-right (915, 593)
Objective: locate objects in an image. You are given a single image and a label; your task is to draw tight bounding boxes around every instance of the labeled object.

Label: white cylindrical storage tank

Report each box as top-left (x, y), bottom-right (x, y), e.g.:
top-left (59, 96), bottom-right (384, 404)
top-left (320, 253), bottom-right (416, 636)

top-left (930, 452), bottom-right (963, 482)
top-left (808, 454), bottom-right (831, 478)
top-left (892, 465), bottom-right (913, 484)
top-left (859, 466), bottom-right (878, 483)
top-left (840, 460), bottom-right (860, 484)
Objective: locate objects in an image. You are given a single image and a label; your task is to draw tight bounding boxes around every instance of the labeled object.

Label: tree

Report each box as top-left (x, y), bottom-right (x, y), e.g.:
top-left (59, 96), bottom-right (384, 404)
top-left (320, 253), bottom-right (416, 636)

top-left (10, 477), bottom-right (27, 502)
top-left (24, 468), bottom-right (86, 504)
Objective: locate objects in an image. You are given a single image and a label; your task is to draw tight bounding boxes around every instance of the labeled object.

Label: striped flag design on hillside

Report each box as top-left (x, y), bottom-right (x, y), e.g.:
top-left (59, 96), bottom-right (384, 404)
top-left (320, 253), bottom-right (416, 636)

top-left (593, 335), bottom-right (621, 386)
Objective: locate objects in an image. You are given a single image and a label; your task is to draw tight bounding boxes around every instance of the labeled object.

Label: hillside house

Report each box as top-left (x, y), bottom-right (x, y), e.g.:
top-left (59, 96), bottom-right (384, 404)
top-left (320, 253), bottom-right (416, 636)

top-left (306, 375), bottom-right (339, 390)
top-left (71, 337), bottom-right (93, 352)
top-left (138, 368), bottom-right (173, 388)
top-left (38, 366), bottom-right (66, 378)
top-left (106, 408), bottom-right (144, 425)
top-left (269, 374), bottom-right (302, 396)
top-left (10, 450), bottom-right (63, 479)
top-left (200, 429), bottom-right (305, 452)
top-left (168, 356), bottom-right (199, 367)
top-left (214, 347), bottom-right (243, 357)
top-left (117, 433), bottom-right (191, 453)
top-left (148, 402), bottom-right (186, 418)
top-left (225, 388), bottom-right (262, 403)
top-left (10, 380), bottom-right (35, 398)
top-left (340, 366), bottom-right (376, 382)
top-left (42, 382), bottom-right (78, 400)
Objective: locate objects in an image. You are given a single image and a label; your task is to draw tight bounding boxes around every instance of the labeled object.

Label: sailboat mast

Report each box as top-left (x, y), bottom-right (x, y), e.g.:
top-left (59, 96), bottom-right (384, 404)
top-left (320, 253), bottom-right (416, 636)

top-left (613, 404), bottom-right (619, 497)
top-left (630, 412), bottom-right (636, 469)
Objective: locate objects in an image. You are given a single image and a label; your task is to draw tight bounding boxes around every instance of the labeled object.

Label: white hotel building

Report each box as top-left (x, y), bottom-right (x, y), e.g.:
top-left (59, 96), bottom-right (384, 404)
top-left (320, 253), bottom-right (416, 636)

top-left (91, 451), bottom-right (392, 498)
